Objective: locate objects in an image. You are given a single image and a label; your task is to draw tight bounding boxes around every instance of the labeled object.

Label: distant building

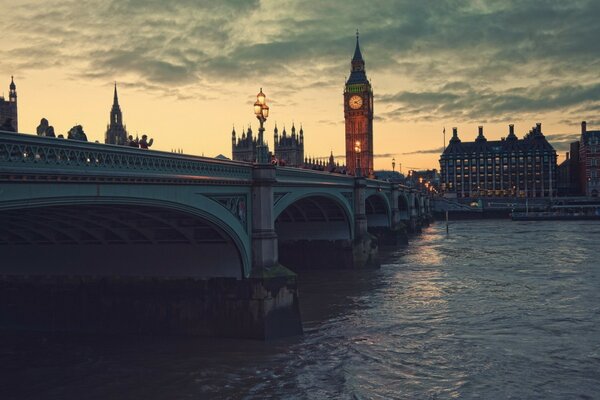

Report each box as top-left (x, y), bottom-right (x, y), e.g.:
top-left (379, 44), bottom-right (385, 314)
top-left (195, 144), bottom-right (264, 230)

top-left (231, 123), bottom-right (305, 167)
top-left (231, 126), bottom-right (258, 163)
top-left (557, 141), bottom-right (581, 196)
top-left (440, 124), bottom-right (557, 198)
top-left (406, 169), bottom-right (440, 193)
top-left (105, 83), bottom-right (128, 145)
top-left (579, 121), bottom-right (600, 196)
top-left (274, 124), bottom-right (304, 166)
top-left (0, 76), bottom-right (17, 132)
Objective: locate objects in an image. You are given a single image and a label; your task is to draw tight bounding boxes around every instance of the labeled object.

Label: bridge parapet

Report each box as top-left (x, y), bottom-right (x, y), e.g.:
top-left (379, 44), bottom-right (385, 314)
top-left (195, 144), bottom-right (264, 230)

top-left (0, 131), bottom-right (252, 183)
top-left (275, 166), bottom-right (355, 187)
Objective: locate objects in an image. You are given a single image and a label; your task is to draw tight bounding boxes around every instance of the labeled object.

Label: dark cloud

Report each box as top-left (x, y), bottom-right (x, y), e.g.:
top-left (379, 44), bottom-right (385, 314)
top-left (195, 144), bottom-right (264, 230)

top-left (1, 0), bottom-right (598, 117)
top-left (401, 147), bottom-right (445, 156)
top-left (380, 82), bottom-right (600, 123)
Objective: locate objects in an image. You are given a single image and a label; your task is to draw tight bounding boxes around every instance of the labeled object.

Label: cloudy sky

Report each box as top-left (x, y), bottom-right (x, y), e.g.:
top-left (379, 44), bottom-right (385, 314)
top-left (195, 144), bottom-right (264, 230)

top-left (1, 0), bottom-right (598, 169)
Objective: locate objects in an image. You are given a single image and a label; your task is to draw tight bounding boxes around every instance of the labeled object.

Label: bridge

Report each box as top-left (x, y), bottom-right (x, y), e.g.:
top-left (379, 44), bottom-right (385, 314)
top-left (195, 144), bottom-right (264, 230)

top-left (0, 131), bottom-right (432, 339)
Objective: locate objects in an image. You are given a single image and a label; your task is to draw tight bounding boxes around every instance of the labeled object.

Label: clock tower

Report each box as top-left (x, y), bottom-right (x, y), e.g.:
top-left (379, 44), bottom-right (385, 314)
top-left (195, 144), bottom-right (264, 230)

top-left (344, 31), bottom-right (373, 177)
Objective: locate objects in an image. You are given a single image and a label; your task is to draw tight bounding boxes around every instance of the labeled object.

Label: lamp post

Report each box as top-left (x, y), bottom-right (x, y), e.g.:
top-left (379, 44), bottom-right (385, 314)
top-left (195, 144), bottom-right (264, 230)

top-left (253, 88), bottom-right (270, 164)
top-left (354, 140), bottom-right (362, 177)
top-left (392, 157), bottom-right (396, 173)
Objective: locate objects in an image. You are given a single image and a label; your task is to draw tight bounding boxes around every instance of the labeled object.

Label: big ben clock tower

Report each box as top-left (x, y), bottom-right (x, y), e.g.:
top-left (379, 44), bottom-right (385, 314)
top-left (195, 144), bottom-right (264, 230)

top-left (344, 31), bottom-right (374, 177)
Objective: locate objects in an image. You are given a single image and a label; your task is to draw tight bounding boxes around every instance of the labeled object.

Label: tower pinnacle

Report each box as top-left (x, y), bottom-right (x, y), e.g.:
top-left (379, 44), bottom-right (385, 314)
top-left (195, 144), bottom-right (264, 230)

top-left (113, 82), bottom-right (119, 106)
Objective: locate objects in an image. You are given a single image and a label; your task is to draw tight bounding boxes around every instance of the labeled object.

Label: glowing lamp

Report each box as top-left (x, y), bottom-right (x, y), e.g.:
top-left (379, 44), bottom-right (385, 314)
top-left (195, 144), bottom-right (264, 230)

top-left (254, 100), bottom-right (262, 116)
top-left (257, 88), bottom-right (266, 105)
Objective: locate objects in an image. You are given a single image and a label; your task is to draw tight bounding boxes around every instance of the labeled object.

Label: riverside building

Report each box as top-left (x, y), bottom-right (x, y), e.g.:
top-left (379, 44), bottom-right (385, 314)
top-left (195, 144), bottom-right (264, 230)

top-left (0, 76), bottom-right (17, 132)
top-left (231, 123), bottom-right (304, 166)
top-left (579, 121), bottom-right (600, 196)
top-left (440, 124), bottom-right (557, 198)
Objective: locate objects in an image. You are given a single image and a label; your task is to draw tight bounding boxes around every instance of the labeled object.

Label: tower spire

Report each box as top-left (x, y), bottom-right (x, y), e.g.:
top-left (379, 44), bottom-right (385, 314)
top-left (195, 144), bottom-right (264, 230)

top-left (352, 29), bottom-right (363, 62)
top-left (113, 81), bottom-right (119, 106)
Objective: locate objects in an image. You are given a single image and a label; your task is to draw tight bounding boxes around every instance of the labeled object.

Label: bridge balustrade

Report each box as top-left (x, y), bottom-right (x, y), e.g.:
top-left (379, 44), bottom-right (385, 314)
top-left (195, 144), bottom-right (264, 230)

top-left (0, 131), bottom-right (252, 182)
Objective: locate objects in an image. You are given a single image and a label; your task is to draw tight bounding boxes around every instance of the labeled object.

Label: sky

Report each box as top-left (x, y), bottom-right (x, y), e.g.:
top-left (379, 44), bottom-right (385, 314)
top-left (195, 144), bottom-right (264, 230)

top-left (0, 0), bottom-right (599, 171)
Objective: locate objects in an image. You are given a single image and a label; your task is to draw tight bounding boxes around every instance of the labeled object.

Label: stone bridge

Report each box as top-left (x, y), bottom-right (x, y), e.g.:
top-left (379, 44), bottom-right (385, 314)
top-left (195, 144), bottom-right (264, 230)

top-left (0, 131), bottom-right (432, 339)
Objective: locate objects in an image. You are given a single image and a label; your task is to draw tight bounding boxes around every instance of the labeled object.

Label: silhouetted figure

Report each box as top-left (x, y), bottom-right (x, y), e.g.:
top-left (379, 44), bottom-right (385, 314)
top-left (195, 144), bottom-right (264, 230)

top-left (36, 118), bottom-right (49, 136)
top-left (36, 118), bottom-right (56, 137)
top-left (139, 134), bottom-right (153, 149)
top-left (0, 117), bottom-right (16, 132)
top-left (127, 135), bottom-right (139, 148)
top-left (67, 125), bottom-right (88, 141)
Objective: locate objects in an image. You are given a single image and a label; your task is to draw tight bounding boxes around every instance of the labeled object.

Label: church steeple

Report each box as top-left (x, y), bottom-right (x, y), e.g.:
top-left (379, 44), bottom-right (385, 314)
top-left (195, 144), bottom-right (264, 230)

top-left (105, 82), bottom-right (127, 145)
top-left (113, 82), bottom-right (119, 106)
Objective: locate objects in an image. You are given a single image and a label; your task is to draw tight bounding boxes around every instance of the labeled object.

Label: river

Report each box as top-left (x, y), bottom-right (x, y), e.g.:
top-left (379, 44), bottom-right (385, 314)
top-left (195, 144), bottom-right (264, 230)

top-left (2, 220), bottom-right (600, 399)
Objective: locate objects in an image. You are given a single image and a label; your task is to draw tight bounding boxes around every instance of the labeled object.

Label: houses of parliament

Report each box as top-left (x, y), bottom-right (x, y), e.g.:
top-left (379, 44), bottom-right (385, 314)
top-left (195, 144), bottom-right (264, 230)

top-left (231, 33), bottom-right (375, 176)
top-left (0, 76), bottom-right (18, 132)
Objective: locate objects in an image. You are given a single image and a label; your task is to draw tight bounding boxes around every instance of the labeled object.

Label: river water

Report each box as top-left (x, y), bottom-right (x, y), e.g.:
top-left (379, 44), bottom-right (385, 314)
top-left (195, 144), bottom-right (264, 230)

top-left (2, 220), bottom-right (600, 399)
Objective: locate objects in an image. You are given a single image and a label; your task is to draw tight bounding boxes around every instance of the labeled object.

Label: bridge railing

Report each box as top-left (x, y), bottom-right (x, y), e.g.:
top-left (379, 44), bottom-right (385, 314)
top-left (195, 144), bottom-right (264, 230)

top-left (0, 131), bottom-right (253, 182)
top-left (275, 166), bottom-right (355, 187)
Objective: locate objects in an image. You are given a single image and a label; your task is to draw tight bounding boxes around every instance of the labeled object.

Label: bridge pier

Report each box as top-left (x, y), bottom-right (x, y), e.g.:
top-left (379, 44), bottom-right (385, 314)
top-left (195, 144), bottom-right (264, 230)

top-left (353, 178), bottom-right (380, 267)
top-left (0, 274), bottom-right (300, 339)
top-left (247, 165), bottom-right (302, 339)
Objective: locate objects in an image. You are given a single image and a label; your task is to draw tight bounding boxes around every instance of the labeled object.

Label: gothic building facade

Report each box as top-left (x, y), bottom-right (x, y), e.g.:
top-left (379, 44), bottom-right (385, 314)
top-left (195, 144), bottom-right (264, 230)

top-left (440, 124), bottom-right (557, 198)
top-left (579, 121), bottom-right (600, 196)
top-left (344, 33), bottom-right (374, 177)
top-left (231, 126), bottom-right (257, 163)
top-left (105, 83), bottom-right (128, 145)
top-left (0, 76), bottom-right (18, 132)
top-left (273, 123), bottom-right (304, 166)
top-left (231, 123), bottom-right (305, 166)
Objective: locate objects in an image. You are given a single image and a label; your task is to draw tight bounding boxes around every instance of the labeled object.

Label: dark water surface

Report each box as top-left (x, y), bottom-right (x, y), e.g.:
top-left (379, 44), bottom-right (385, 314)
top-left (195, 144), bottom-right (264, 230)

top-left (2, 220), bottom-right (600, 399)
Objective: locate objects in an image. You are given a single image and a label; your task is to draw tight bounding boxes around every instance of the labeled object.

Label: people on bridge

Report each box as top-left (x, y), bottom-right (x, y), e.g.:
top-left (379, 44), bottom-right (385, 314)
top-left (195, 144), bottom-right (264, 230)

top-left (139, 134), bottom-right (153, 149)
top-left (127, 135), bottom-right (139, 148)
top-left (36, 118), bottom-right (57, 138)
top-left (67, 125), bottom-right (88, 141)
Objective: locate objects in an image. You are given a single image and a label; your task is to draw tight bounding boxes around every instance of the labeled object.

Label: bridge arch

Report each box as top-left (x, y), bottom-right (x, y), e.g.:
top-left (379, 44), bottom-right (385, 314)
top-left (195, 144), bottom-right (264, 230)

top-left (0, 195), bottom-right (250, 279)
top-left (274, 192), bottom-right (354, 271)
top-left (274, 192), bottom-right (353, 241)
top-left (397, 193), bottom-right (410, 220)
top-left (365, 193), bottom-right (392, 229)
top-left (413, 194), bottom-right (421, 216)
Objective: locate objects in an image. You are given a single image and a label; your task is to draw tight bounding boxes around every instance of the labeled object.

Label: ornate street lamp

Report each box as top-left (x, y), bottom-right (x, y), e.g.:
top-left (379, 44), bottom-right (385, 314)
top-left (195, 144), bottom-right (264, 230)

top-left (253, 88), bottom-right (270, 164)
top-left (354, 140), bottom-right (362, 177)
top-left (392, 157), bottom-right (396, 173)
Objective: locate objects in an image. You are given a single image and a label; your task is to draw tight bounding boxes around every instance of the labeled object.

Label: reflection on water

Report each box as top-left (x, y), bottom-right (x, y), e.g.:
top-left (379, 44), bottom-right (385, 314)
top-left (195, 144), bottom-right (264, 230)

top-left (2, 220), bottom-right (600, 399)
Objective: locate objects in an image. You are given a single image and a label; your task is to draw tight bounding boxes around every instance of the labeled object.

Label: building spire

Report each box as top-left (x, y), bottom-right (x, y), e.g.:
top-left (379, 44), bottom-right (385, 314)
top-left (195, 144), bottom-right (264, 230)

top-left (352, 29), bottom-right (363, 62)
top-left (113, 81), bottom-right (119, 106)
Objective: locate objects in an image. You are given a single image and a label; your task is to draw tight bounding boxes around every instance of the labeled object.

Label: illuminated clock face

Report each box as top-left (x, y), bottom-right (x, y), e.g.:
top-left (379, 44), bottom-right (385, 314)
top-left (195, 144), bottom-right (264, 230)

top-left (349, 95), bottom-right (363, 109)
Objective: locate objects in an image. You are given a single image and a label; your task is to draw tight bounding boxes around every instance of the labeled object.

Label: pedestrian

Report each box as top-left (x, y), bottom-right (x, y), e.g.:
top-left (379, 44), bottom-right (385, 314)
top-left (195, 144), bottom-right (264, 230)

top-left (139, 134), bottom-right (153, 149)
top-left (128, 135), bottom-right (139, 148)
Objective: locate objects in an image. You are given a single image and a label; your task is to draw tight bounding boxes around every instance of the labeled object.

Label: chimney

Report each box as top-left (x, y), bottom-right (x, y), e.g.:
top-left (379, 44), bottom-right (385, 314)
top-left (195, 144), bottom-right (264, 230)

top-left (509, 124), bottom-right (515, 136)
top-left (582, 121), bottom-right (587, 135)
top-left (536, 122), bottom-right (542, 133)
top-left (452, 127), bottom-right (458, 137)
top-left (478, 126), bottom-right (483, 136)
